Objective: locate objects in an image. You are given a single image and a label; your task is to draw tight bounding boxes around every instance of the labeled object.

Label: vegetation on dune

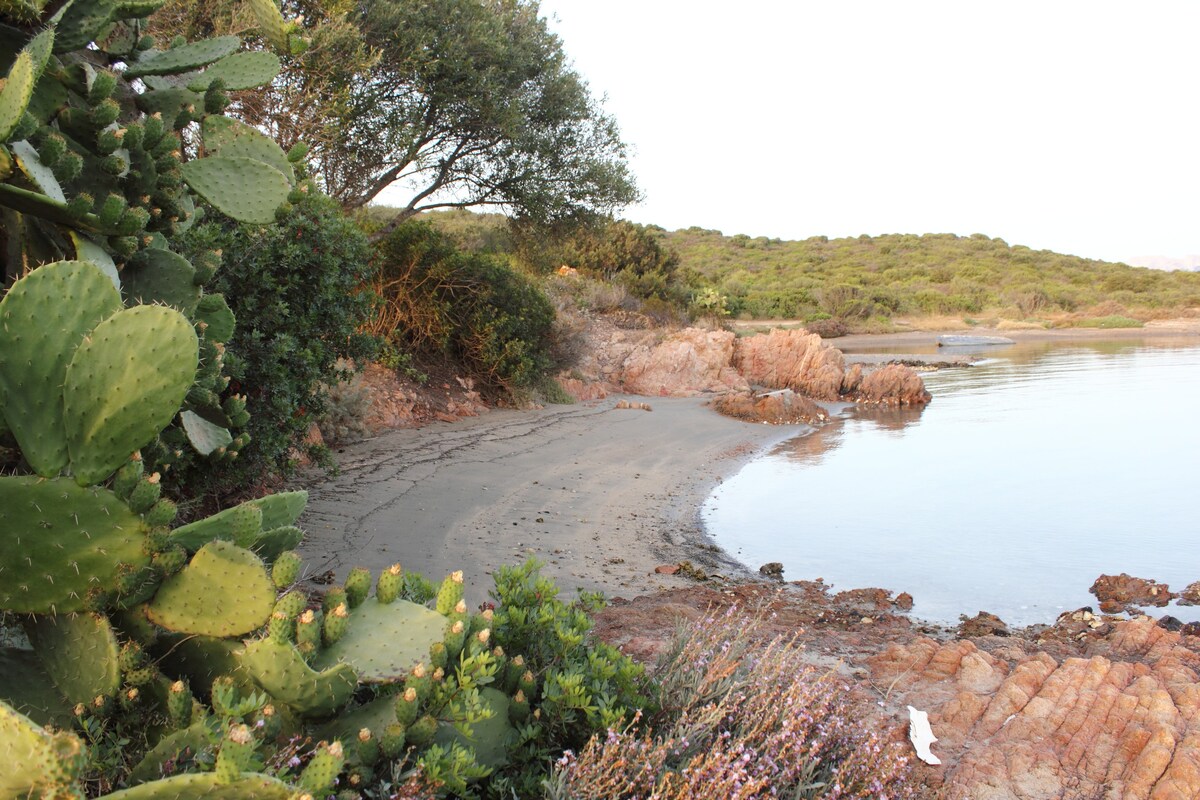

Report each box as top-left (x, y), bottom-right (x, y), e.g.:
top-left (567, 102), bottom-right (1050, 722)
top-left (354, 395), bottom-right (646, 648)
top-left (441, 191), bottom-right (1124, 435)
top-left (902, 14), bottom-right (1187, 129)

top-left (664, 228), bottom-right (1200, 327)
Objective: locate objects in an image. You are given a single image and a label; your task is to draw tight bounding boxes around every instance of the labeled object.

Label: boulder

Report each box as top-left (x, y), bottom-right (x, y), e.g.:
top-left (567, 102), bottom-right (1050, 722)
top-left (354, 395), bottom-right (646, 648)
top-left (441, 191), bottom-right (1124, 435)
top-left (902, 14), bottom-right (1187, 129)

top-left (1090, 573), bottom-right (1174, 611)
top-left (618, 328), bottom-right (749, 396)
top-left (711, 389), bottom-right (829, 425)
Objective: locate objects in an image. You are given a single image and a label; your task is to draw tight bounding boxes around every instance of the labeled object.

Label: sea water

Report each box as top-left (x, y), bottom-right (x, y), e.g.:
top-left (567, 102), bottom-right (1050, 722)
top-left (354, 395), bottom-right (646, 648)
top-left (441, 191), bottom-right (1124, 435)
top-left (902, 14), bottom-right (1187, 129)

top-left (703, 337), bottom-right (1200, 627)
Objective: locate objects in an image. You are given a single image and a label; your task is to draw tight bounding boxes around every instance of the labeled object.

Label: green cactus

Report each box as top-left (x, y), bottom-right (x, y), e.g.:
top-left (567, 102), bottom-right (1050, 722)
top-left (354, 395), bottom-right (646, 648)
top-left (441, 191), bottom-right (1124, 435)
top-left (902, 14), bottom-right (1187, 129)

top-left (250, 525), bottom-right (305, 562)
top-left (101, 772), bottom-right (293, 800)
top-left (323, 602), bottom-right (350, 646)
top-left (188, 50), bottom-right (282, 92)
top-left (181, 156), bottom-right (290, 225)
top-left (146, 540), bottom-right (275, 637)
top-left (245, 0), bottom-right (291, 51)
top-left (0, 699), bottom-right (88, 798)
top-left (127, 472), bottom-right (163, 514)
top-left (379, 722), bottom-right (407, 759)
top-left (166, 679), bottom-right (193, 728)
top-left (0, 260), bottom-right (122, 475)
top-left (0, 30), bottom-right (53, 142)
top-left (179, 410), bottom-right (233, 456)
top-left (295, 608), bottom-right (322, 659)
top-left (239, 639), bottom-right (356, 718)
top-left (344, 567), bottom-right (372, 609)
top-left (436, 571), bottom-right (466, 616)
top-left (63, 303), bottom-right (199, 485)
top-left (376, 563), bottom-right (403, 605)
top-left (312, 598), bottom-right (447, 684)
top-left (272, 550), bottom-right (302, 589)
top-left (124, 35), bottom-right (242, 78)
top-left (120, 247), bottom-right (201, 314)
top-left (393, 687), bottom-right (419, 727)
top-left (195, 293), bottom-right (236, 343)
top-left (435, 687), bottom-right (513, 770)
top-left (24, 612), bottom-right (121, 708)
top-left (298, 740), bottom-right (345, 796)
top-left (215, 723), bottom-right (256, 783)
top-left (167, 491), bottom-right (305, 552)
top-left (0, 476), bottom-right (151, 614)
top-left (127, 720), bottom-right (211, 784)
top-left (200, 111), bottom-right (293, 184)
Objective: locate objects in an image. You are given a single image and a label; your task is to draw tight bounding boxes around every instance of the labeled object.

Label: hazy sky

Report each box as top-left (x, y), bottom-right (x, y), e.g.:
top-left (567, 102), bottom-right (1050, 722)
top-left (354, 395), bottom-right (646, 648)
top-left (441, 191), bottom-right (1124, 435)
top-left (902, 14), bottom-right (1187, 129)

top-left (536, 1), bottom-right (1200, 263)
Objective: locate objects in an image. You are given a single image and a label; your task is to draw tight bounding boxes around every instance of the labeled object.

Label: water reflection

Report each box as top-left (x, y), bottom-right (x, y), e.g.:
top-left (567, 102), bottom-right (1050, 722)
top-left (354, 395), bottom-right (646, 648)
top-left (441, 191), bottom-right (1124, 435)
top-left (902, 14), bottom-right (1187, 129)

top-left (706, 338), bottom-right (1200, 627)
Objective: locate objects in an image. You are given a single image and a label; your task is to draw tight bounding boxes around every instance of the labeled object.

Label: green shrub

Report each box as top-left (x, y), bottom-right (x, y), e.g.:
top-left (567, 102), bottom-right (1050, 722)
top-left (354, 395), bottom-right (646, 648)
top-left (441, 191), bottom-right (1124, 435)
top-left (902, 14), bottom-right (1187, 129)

top-left (372, 221), bottom-right (556, 396)
top-left (174, 192), bottom-right (378, 496)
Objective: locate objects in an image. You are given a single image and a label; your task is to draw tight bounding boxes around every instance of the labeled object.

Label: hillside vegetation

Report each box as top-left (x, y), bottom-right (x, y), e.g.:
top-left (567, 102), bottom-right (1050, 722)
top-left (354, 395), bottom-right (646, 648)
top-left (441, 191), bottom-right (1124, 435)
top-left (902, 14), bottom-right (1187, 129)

top-left (664, 229), bottom-right (1200, 328)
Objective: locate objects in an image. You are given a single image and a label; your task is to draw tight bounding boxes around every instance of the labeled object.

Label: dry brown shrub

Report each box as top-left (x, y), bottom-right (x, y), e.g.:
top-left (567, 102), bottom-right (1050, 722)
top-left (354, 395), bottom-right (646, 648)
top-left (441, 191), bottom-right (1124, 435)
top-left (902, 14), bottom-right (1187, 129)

top-left (546, 610), bottom-right (915, 800)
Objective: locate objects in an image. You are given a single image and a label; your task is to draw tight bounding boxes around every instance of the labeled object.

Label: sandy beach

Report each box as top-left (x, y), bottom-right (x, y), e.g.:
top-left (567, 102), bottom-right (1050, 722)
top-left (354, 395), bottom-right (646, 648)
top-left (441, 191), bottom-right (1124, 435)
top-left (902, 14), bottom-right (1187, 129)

top-left (298, 396), bottom-right (797, 598)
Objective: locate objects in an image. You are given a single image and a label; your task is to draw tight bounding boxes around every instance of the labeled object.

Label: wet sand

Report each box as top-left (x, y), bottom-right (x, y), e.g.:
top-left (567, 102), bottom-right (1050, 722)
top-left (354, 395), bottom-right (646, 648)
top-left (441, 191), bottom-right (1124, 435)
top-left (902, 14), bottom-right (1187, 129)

top-left (298, 397), bottom-right (797, 599)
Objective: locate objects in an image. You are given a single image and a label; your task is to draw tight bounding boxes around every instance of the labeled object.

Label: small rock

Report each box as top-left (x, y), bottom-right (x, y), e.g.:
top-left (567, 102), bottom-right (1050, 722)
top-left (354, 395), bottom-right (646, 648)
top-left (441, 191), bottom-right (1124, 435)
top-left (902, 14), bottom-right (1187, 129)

top-left (1090, 573), bottom-right (1174, 611)
top-left (958, 611), bottom-right (1009, 638)
top-left (1158, 615), bottom-right (1184, 632)
top-left (894, 592), bottom-right (914, 611)
top-left (759, 562), bottom-right (785, 581)
top-left (1175, 581), bottom-right (1200, 606)
top-left (654, 564), bottom-right (679, 575)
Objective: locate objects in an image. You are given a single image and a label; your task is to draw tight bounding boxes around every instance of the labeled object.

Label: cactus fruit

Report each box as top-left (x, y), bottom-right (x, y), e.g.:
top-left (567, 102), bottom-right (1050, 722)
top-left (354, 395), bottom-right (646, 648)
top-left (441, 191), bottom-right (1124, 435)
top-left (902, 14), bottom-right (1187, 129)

top-left (167, 680), bottom-right (193, 727)
top-left (444, 620), bottom-right (467, 662)
top-left (323, 602), bottom-right (350, 646)
top-left (509, 690), bottom-right (530, 724)
top-left (143, 497), bottom-right (178, 527)
top-left (127, 472), bottom-right (162, 513)
top-left (297, 740), bottom-right (345, 796)
top-left (379, 722), bottom-right (406, 760)
top-left (112, 455), bottom-right (145, 500)
top-left (355, 727), bottom-right (380, 766)
top-left (344, 568), bottom-right (371, 609)
top-left (123, 665), bottom-right (156, 688)
top-left (323, 587), bottom-right (349, 615)
top-left (466, 628), bottom-right (491, 658)
top-left (503, 655), bottom-right (526, 694)
top-left (404, 664), bottom-right (431, 705)
top-left (215, 723), bottom-right (255, 783)
top-left (518, 670), bottom-right (537, 701)
top-left (429, 642), bottom-right (448, 671)
top-left (147, 540), bottom-right (275, 637)
top-left (376, 563), bottom-right (403, 605)
top-left (272, 550), bottom-right (302, 589)
top-left (393, 687), bottom-right (419, 727)
top-left (406, 715), bottom-right (437, 748)
top-left (295, 609), bottom-right (321, 658)
top-left (274, 591), bottom-right (307, 620)
top-left (267, 612), bottom-right (292, 646)
top-left (435, 571), bottom-right (465, 616)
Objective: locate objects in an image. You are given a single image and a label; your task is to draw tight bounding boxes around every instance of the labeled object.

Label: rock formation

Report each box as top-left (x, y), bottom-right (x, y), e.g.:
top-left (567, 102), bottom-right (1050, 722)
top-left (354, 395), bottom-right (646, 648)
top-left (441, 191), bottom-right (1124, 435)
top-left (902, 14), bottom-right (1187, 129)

top-left (1091, 573), bottom-right (1175, 613)
top-left (711, 389), bottom-right (829, 425)
top-left (619, 328), bottom-right (749, 396)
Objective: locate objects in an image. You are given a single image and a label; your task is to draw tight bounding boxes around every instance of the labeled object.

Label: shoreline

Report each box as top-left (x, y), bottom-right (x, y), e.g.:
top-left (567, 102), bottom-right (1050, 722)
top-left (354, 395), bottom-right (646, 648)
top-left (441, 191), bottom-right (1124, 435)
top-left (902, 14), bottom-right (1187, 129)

top-left (298, 395), bottom-right (798, 601)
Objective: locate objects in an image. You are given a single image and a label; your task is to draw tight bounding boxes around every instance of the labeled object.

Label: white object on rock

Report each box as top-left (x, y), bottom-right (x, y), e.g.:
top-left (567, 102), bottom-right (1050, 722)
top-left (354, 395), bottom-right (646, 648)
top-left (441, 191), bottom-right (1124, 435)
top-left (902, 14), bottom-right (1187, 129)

top-left (907, 705), bottom-right (942, 765)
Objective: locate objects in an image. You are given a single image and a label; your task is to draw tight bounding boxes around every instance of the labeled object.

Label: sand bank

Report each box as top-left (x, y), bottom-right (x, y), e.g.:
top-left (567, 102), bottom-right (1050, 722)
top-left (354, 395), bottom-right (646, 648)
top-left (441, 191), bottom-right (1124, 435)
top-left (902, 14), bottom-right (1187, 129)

top-left (298, 396), bottom-right (797, 598)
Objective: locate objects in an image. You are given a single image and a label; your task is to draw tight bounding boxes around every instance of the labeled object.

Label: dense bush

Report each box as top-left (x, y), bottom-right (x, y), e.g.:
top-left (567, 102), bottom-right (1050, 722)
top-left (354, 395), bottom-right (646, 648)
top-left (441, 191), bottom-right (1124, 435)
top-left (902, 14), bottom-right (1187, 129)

top-left (369, 221), bottom-right (556, 396)
top-left (175, 192), bottom-right (378, 496)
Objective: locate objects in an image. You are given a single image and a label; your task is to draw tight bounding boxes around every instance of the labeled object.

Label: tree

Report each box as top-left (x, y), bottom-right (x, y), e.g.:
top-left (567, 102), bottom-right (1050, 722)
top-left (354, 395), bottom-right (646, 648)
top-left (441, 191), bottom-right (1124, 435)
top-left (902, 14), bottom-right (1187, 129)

top-left (323, 0), bottom-right (639, 225)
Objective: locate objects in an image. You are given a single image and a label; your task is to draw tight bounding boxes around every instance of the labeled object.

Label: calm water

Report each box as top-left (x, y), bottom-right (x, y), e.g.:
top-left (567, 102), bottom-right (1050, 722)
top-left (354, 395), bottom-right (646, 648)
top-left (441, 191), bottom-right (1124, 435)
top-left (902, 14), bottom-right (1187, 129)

top-left (703, 338), bottom-right (1200, 627)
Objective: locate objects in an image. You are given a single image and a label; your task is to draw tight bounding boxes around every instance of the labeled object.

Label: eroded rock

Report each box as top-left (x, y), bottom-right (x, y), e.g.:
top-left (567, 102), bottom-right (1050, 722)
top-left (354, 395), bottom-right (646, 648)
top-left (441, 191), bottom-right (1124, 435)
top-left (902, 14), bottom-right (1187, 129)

top-left (619, 328), bottom-right (748, 396)
top-left (1090, 572), bottom-right (1174, 611)
top-left (712, 389), bottom-right (829, 425)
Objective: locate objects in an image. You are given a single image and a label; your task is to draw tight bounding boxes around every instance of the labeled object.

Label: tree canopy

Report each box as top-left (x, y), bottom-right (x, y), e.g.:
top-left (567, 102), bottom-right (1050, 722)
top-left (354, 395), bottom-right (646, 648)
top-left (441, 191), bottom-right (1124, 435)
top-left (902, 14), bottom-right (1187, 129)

top-left (327, 0), bottom-right (639, 224)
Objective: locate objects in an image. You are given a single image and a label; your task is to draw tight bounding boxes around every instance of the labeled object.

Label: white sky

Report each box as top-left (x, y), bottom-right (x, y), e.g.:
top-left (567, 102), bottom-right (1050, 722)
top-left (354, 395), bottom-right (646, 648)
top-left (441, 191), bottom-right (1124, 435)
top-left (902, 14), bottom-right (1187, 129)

top-left (536, 1), bottom-right (1200, 263)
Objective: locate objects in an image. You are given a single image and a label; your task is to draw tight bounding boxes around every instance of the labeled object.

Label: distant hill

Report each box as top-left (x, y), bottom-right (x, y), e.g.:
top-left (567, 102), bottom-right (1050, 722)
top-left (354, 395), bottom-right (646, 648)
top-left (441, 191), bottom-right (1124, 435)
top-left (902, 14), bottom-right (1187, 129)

top-left (661, 229), bottom-right (1200, 323)
top-left (1125, 255), bottom-right (1200, 272)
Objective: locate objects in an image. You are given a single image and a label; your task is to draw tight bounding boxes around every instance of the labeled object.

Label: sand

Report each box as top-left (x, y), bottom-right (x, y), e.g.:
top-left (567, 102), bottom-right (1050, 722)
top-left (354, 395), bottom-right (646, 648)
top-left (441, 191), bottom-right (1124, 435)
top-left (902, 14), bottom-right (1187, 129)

top-left (298, 396), bottom-right (797, 599)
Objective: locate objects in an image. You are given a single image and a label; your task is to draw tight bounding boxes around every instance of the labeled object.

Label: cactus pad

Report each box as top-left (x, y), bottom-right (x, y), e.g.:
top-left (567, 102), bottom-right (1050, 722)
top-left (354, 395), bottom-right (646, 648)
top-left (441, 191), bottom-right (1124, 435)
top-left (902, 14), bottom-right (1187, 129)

top-left (181, 410), bottom-right (233, 456)
top-left (100, 772), bottom-right (292, 800)
top-left (195, 294), bottom-right (235, 343)
top-left (311, 599), bottom-right (446, 684)
top-left (0, 649), bottom-right (74, 727)
top-left (0, 30), bottom-right (53, 142)
top-left (127, 722), bottom-right (212, 785)
top-left (238, 639), bottom-right (356, 718)
top-left (434, 687), bottom-right (513, 769)
top-left (168, 500), bottom-right (265, 552)
top-left (147, 540), bottom-right (274, 637)
top-left (0, 260), bottom-right (122, 476)
top-left (124, 36), bottom-right (242, 78)
top-left (121, 248), bottom-right (200, 314)
top-left (181, 156), bottom-right (289, 225)
top-left (25, 612), bottom-right (121, 708)
top-left (189, 51), bottom-right (281, 92)
top-left (68, 232), bottom-right (121, 291)
top-left (0, 699), bottom-right (88, 800)
top-left (63, 304), bottom-right (199, 485)
top-left (200, 115), bottom-right (293, 183)
top-left (245, 0), bottom-right (289, 50)
top-left (250, 490), bottom-right (308, 529)
top-left (0, 476), bottom-right (150, 614)
top-left (151, 634), bottom-right (243, 697)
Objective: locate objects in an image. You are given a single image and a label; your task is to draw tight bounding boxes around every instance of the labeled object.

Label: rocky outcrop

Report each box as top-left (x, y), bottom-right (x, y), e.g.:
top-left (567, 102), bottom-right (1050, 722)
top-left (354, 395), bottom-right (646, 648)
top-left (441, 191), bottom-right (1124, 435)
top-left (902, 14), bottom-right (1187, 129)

top-left (618, 328), bottom-right (748, 396)
top-left (733, 328), bottom-right (930, 405)
top-left (1091, 573), bottom-right (1174, 613)
top-left (870, 617), bottom-right (1200, 799)
top-left (732, 328), bottom-right (849, 400)
top-left (711, 389), bottom-right (829, 425)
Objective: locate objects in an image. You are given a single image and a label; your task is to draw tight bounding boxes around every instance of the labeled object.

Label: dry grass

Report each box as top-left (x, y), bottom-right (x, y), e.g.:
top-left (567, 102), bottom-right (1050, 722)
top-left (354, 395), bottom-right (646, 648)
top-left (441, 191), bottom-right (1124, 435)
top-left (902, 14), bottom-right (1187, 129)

top-left (545, 608), bottom-right (914, 800)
